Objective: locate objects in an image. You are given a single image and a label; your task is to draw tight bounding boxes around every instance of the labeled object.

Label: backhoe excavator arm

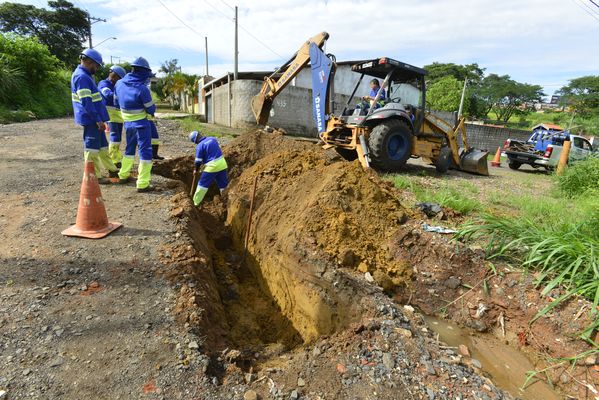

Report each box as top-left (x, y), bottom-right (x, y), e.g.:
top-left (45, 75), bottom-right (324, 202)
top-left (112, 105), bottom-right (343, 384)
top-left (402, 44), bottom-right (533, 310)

top-left (251, 31), bottom-right (329, 125)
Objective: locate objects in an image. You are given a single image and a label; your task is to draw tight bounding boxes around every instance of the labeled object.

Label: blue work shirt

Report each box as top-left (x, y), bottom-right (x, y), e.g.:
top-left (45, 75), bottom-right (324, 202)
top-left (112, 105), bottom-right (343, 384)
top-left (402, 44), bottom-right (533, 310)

top-left (71, 65), bottom-right (109, 126)
top-left (114, 70), bottom-right (156, 126)
top-left (98, 79), bottom-right (116, 108)
top-left (195, 137), bottom-right (227, 173)
top-left (370, 86), bottom-right (386, 101)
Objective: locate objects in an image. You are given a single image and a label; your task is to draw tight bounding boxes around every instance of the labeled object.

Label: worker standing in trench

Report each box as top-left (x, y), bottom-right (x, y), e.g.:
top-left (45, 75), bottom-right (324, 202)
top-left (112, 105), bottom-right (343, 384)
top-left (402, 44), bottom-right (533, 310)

top-left (70, 48), bottom-right (119, 183)
top-left (189, 130), bottom-right (228, 206)
top-left (98, 65), bottom-right (127, 167)
top-left (114, 57), bottom-right (156, 192)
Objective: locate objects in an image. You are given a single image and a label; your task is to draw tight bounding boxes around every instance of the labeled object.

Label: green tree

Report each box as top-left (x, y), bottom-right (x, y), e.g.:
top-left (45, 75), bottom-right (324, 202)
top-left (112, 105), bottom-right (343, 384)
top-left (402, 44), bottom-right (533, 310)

top-left (0, 0), bottom-right (89, 67)
top-left (159, 59), bottom-right (179, 75)
top-left (557, 75), bottom-right (599, 117)
top-left (472, 74), bottom-right (543, 123)
top-left (0, 33), bottom-right (71, 120)
top-left (423, 62), bottom-right (485, 84)
top-left (426, 76), bottom-right (467, 112)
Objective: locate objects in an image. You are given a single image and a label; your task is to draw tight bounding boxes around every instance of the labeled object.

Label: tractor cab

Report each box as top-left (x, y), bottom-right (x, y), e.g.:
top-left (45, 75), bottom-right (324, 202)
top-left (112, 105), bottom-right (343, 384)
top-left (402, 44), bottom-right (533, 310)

top-left (341, 57), bottom-right (427, 132)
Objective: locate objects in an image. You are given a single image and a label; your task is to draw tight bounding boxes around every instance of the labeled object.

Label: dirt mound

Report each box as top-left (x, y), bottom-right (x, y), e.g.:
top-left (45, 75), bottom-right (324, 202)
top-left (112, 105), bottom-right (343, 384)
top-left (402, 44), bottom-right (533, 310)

top-left (229, 149), bottom-right (412, 288)
top-left (223, 129), bottom-right (315, 179)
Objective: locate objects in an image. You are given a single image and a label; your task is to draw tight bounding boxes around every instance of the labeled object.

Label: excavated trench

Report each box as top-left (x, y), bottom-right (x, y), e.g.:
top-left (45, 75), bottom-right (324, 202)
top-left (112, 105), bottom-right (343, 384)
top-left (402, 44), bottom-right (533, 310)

top-left (153, 130), bottom-right (586, 398)
top-left (153, 131), bottom-right (415, 370)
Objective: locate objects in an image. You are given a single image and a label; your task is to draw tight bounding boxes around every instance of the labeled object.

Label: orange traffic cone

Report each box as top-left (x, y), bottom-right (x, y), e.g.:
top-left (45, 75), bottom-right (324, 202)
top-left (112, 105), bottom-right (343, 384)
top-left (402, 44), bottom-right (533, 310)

top-left (491, 146), bottom-right (502, 167)
top-left (62, 161), bottom-right (122, 239)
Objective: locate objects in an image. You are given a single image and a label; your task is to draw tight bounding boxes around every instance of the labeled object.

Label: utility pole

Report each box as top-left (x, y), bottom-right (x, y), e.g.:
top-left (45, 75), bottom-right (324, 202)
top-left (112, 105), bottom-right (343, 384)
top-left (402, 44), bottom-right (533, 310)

top-left (234, 6), bottom-right (238, 80)
top-left (205, 36), bottom-right (209, 76)
top-left (87, 14), bottom-right (107, 48)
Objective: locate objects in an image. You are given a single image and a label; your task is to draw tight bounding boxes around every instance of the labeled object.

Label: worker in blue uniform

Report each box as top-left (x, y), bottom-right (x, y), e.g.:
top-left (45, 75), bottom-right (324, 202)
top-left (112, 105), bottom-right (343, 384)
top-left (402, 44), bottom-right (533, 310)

top-left (189, 131), bottom-right (228, 206)
top-left (98, 65), bottom-right (127, 166)
top-left (114, 57), bottom-right (156, 192)
top-left (354, 78), bottom-right (386, 115)
top-left (71, 48), bottom-right (119, 184)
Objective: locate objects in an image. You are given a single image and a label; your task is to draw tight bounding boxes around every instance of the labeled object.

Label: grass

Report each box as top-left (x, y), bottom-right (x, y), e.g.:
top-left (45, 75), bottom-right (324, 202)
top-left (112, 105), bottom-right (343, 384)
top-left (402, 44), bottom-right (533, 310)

top-left (171, 116), bottom-right (239, 138)
top-left (556, 156), bottom-right (599, 198)
top-left (389, 174), bottom-right (481, 215)
top-left (456, 210), bottom-right (598, 343)
top-left (389, 165), bottom-right (598, 342)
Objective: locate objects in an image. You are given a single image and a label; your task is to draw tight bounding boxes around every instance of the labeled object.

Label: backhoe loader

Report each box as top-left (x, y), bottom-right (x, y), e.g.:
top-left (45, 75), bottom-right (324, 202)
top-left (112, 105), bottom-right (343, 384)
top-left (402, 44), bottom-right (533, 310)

top-left (251, 32), bottom-right (489, 175)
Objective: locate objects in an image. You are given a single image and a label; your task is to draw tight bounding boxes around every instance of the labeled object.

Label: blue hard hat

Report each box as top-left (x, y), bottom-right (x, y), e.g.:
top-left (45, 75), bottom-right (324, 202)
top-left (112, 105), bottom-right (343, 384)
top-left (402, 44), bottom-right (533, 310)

top-left (110, 65), bottom-right (127, 79)
top-left (131, 57), bottom-right (151, 71)
top-left (81, 48), bottom-right (103, 66)
top-left (189, 131), bottom-right (203, 144)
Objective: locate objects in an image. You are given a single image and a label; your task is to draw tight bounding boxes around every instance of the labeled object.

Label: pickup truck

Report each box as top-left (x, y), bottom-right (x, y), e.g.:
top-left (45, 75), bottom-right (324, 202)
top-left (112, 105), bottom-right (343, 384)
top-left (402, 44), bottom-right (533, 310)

top-left (503, 124), bottom-right (595, 170)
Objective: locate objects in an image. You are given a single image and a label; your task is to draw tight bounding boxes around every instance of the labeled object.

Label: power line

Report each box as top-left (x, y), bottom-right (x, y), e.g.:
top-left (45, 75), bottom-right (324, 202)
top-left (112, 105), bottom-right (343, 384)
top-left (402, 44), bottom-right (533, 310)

top-left (589, 0), bottom-right (599, 9)
top-left (156, 0), bottom-right (205, 38)
top-left (219, 0), bottom-right (235, 11)
top-left (578, 0), bottom-right (599, 15)
top-left (205, 1), bottom-right (285, 60)
top-left (571, 0), bottom-right (599, 22)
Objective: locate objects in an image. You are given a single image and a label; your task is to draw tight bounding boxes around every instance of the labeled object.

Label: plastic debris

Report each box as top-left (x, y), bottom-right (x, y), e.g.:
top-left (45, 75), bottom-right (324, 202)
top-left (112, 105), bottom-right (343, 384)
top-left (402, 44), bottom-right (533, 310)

top-left (422, 223), bottom-right (457, 234)
top-left (416, 202), bottom-right (443, 217)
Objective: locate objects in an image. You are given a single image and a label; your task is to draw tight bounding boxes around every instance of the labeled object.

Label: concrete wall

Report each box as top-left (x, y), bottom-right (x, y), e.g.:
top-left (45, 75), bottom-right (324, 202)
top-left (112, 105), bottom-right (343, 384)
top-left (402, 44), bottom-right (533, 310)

top-left (210, 79), bottom-right (350, 138)
top-left (207, 78), bottom-right (533, 148)
top-left (294, 65), bottom-right (374, 96)
top-left (465, 123), bottom-right (530, 151)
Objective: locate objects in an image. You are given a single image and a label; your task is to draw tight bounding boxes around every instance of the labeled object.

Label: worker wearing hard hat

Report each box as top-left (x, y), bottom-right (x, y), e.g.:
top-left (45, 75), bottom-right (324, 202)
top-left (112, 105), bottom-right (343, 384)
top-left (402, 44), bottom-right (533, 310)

top-left (189, 130), bottom-right (228, 206)
top-left (70, 48), bottom-right (119, 183)
top-left (114, 56), bottom-right (156, 192)
top-left (98, 65), bottom-right (127, 166)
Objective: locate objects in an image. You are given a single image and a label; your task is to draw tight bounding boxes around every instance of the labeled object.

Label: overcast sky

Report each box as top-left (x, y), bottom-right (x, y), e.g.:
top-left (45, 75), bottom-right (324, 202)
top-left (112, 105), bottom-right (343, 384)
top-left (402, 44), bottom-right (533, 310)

top-left (16, 0), bottom-right (599, 96)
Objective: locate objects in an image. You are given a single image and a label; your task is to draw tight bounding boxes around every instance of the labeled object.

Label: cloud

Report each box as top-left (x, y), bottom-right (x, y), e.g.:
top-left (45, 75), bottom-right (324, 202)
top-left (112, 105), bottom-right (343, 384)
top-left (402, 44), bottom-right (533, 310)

top-left (17, 0), bottom-right (599, 93)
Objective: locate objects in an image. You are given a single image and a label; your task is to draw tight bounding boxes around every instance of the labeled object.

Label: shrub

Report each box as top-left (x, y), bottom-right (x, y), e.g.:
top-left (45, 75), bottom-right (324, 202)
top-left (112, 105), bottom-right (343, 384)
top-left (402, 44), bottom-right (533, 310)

top-left (557, 155), bottom-right (599, 198)
top-left (0, 33), bottom-right (70, 121)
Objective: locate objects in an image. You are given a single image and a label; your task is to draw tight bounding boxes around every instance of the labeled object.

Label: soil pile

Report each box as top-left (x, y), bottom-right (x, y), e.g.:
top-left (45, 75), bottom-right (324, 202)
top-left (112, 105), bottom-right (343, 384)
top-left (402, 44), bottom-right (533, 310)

top-left (224, 132), bottom-right (416, 342)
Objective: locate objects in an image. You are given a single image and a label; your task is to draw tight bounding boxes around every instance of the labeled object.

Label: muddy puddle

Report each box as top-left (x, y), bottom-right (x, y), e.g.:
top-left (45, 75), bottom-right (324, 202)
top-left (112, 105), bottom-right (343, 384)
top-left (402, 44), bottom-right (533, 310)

top-left (423, 315), bottom-right (561, 400)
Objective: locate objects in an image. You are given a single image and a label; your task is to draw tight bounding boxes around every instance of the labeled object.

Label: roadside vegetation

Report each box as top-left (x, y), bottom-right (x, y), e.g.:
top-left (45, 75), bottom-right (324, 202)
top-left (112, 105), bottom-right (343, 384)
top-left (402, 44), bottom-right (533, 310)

top-left (167, 115), bottom-right (239, 138)
top-left (0, 33), bottom-right (71, 123)
top-left (389, 158), bottom-right (598, 344)
top-left (424, 62), bottom-right (599, 135)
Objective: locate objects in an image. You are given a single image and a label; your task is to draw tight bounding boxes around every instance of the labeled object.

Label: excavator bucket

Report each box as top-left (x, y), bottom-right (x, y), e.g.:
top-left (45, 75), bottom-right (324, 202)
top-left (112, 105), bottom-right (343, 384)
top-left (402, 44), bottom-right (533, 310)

top-left (458, 148), bottom-right (489, 176)
top-left (251, 93), bottom-right (273, 125)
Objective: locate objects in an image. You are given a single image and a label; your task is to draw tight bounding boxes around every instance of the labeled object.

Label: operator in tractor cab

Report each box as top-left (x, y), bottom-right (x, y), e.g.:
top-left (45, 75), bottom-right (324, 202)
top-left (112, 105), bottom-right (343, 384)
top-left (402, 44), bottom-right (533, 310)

top-left (71, 48), bottom-right (119, 184)
top-left (189, 130), bottom-right (228, 207)
top-left (114, 56), bottom-right (156, 192)
top-left (354, 78), bottom-right (386, 115)
top-left (98, 65), bottom-right (127, 167)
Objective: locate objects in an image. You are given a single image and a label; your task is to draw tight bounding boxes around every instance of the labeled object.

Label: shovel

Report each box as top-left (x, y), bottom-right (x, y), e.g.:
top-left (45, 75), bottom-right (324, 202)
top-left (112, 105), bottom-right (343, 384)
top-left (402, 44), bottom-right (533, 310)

top-left (190, 169), bottom-right (199, 197)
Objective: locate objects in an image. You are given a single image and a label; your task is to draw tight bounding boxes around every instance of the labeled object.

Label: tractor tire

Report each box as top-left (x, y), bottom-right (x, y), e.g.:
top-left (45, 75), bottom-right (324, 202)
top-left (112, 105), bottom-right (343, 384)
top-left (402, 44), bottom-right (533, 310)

top-left (434, 146), bottom-right (452, 173)
top-left (368, 119), bottom-right (412, 171)
top-left (335, 147), bottom-right (358, 161)
top-left (508, 161), bottom-right (521, 170)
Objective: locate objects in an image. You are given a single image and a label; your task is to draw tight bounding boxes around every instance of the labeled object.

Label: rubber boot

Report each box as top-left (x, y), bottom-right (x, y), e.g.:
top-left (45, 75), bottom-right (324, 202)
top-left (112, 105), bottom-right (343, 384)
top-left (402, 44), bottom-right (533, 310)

top-left (193, 186), bottom-right (208, 206)
top-left (108, 142), bottom-right (123, 166)
top-left (84, 151), bottom-right (102, 178)
top-left (152, 144), bottom-right (164, 160)
top-left (99, 148), bottom-right (119, 175)
top-left (136, 160), bottom-right (154, 192)
top-left (119, 156), bottom-right (135, 183)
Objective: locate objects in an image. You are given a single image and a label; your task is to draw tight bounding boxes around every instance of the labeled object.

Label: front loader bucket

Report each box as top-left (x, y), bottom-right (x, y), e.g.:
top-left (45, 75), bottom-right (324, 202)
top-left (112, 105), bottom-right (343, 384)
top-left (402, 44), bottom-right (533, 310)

top-left (251, 93), bottom-right (273, 125)
top-left (458, 148), bottom-right (489, 176)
